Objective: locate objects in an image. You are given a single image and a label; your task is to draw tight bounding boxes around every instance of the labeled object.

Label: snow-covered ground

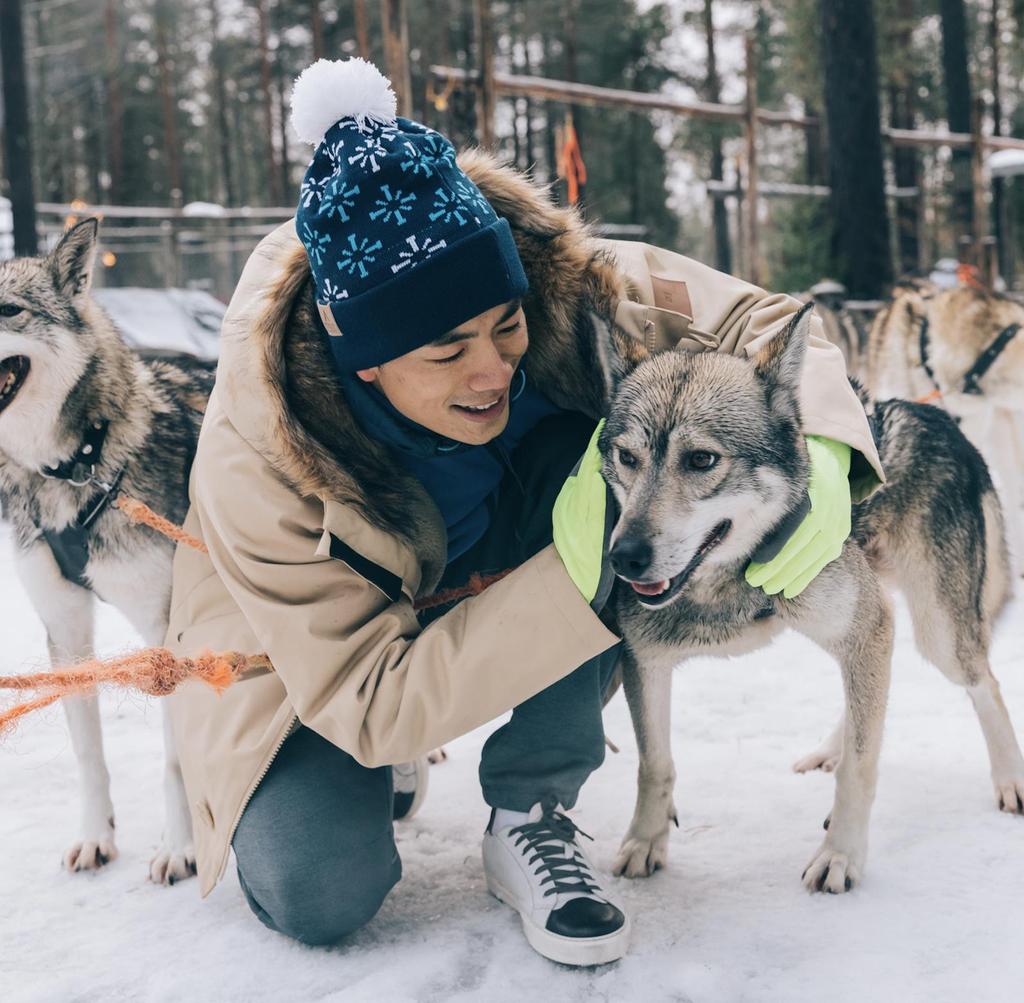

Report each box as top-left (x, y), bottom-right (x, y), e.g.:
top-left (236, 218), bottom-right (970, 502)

top-left (2, 523), bottom-right (1022, 1003)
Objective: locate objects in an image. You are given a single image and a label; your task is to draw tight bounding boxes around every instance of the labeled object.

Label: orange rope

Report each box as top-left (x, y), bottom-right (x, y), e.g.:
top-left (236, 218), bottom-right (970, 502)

top-left (0, 648), bottom-right (265, 737)
top-left (413, 569), bottom-right (513, 611)
top-left (915, 388), bottom-right (943, 405)
top-left (114, 495), bottom-right (207, 553)
top-left (557, 114), bottom-right (587, 205)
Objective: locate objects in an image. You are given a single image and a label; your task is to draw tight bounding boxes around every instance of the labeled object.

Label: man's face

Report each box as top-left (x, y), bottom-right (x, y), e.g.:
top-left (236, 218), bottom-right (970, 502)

top-left (356, 299), bottom-right (528, 445)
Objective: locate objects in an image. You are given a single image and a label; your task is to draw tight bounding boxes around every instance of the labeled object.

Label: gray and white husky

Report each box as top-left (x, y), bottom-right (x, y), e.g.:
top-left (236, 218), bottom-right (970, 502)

top-left (0, 220), bottom-right (215, 883)
top-left (597, 305), bottom-right (1023, 893)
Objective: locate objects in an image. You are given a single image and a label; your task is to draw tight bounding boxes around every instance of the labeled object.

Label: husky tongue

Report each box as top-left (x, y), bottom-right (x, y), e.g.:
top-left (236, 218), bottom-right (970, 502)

top-left (630, 579), bottom-right (670, 597)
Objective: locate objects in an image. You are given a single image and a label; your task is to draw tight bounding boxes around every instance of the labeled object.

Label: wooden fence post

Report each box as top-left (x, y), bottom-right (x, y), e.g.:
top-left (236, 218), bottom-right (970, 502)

top-left (970, 95), bottom-right (991, 283)
top-left (475, 0), bottom-right (495, 147)
top-left (381, 0), bottom-right (412, 118)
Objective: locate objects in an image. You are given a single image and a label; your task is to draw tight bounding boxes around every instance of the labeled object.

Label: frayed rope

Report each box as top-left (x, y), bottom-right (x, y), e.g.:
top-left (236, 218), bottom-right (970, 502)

top-left (114, 495), bottom-right (208, 553)
top-left (413, 569), bottom-right (513, 611)
top-left (0, 648), bottom-right (267, 737)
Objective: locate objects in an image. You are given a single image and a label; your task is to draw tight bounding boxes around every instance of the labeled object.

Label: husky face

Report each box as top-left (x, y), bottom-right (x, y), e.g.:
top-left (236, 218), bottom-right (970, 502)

top-left (595, 306), bottom-right (813, 610)
top-left (0, 220), bottom-right (100, 466)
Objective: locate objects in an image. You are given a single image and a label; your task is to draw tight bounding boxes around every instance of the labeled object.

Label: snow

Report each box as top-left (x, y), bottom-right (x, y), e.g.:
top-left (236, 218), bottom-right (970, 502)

top-left (1, 520), bottom-right (1022, 1003)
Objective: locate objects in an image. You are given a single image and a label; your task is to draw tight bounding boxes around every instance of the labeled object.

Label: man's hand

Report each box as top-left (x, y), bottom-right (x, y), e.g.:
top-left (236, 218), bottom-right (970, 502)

top-left (553, 420), bottom-right (611, 606)
top-left (745, 435), bottom-right (852, 599)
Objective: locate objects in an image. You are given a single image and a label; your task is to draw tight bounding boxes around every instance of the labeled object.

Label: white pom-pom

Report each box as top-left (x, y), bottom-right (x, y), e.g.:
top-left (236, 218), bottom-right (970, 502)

top-left (290, 58), bottom-right (398, 144)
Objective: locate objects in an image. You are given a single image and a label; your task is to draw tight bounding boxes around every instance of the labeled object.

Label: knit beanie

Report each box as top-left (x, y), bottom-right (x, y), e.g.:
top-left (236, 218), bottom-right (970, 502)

top-left (290, 58), bottom-right (529, 371)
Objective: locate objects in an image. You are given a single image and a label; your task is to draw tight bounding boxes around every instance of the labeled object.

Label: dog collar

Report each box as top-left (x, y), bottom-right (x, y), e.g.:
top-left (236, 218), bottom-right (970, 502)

top-left (41, 420), bottom-right (110, 486)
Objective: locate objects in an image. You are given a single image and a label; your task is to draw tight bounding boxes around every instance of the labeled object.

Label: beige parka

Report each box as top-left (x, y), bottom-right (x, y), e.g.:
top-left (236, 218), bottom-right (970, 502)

top-left (166, 151), bottom-right (884, 896)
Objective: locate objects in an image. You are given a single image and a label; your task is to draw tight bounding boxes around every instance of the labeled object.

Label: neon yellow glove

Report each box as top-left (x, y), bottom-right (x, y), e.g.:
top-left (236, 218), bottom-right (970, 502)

top-left (552, 419), bottom-right (610, 606)
top-left (745, 435), bottom-right (852, 599)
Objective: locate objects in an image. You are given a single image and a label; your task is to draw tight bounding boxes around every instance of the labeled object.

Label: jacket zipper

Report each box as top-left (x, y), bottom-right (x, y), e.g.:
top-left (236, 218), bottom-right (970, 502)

top-left (217, 711), bottom-right (299, 880)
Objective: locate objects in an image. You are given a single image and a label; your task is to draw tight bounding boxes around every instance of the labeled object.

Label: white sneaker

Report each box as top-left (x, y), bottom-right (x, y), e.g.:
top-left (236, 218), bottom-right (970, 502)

top-left (482, 798), bottom-right (630, 966)
top-left (392, 757), bottom-right (429, 821)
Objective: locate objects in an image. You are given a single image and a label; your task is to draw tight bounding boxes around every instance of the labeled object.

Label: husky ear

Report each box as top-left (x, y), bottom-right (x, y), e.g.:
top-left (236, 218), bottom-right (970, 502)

top-left (752, 301), bottom-right (813, 401)
top-left (49, 218), bottom-right (99, 297)
top-left (592, 311), bottom-right (649, 399)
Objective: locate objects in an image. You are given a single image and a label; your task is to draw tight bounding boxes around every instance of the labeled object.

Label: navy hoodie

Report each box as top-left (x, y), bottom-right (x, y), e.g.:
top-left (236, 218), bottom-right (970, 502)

top-left (342, 367), bottom-right (563, 562)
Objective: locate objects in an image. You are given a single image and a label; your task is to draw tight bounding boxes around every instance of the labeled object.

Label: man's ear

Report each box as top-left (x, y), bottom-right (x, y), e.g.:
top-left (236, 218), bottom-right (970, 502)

top-left (49, 218), bottom-right (99, 297)
top-left (752, 301), bottom-right (813, 402)
top-left (355, 366), bottom-right (379, 383)
top-left (592, 311), bottom-right (649, 400)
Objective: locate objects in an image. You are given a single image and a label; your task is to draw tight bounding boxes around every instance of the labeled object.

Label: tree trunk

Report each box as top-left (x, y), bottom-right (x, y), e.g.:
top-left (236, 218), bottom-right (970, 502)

top-left (104, 0), bottom-right (124, 203)
top-left (209, 0), bottom-right (236, 206)
top-left (0, 0), bottom-right (38, 253)
top-left (311, 0), bottom-right (324, 59)
top-left (540, 34), bottom-right (559, 185)
top-left (819, 0), bottom-right (893, 297)
top-left (989, 0), bottom-right (1010, 281)
top-left (563, 0), bottom-right (585, 211)
top-left (381, 0), bottom-right (413, 119)
top-left (939, 0), bottom-right (974, 245)
top-left (275, 56), bottom-right (291, 205)
top-left (704, 0), bottom-right (731, 273)
top-left (257, 0), bottom-right (281, 205)
top-left (520, 10), bottom-right (536, 172)
top-left (353, 0), bottom-right (370, 60)
top-left (154, 0), bottom-right (184, 204)
top-left (890, 0), bottom-right (920, 275)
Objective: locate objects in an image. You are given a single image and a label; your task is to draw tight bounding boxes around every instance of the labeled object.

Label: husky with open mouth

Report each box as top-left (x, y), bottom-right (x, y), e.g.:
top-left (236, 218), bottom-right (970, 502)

top-left (0, 220), bottom-right (215, 883)
top-left (596, 304), bottom-right (1023, 893)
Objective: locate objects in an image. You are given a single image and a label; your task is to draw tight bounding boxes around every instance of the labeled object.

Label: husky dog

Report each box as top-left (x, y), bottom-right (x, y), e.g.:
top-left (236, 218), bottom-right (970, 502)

top-left (867, 283), bottom-right (1024, 577)
top-left (595, 305), bottom-right (1023, 893)
top-left (804, 280), bottom-right (871, 382)
top-left (0, 220), bottom-right (215, 883)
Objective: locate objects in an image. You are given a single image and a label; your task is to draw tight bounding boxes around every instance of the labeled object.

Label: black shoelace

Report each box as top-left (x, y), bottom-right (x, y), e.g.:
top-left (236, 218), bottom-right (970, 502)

top-left (510, 796), bottom-right (600, 899)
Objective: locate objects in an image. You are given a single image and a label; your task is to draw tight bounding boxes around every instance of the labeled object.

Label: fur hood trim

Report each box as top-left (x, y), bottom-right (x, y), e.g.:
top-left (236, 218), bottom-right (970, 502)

top-left (220, 151), bottom-right (627, 560)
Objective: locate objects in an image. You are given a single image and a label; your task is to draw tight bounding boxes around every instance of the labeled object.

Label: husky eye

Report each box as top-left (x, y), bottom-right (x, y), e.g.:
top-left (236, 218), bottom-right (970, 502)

top-left (617, 448), bottom-right (638, 469)
top-left (686, 450), bottom-right (719, 471)
top-left (0, 304), bottom-right (23, 318)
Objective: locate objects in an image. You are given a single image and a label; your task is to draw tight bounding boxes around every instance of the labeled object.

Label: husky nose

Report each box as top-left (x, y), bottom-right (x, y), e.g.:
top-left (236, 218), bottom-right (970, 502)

top-left (610, 537), bottom-right (652, 579)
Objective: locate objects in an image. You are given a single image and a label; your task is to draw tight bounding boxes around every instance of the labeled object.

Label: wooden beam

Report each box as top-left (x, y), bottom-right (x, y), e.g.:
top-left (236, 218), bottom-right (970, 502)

top-left (429, 65), bottom-right (1024, 151)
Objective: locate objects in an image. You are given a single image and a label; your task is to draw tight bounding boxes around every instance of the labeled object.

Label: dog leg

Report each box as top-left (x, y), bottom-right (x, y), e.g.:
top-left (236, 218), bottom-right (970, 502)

top-left (988, 408), bottom-right (1024, 580)
top-left (967, 673), bottom-right (1024, 814)
top-left (613, 648), bottom-right (678, 878)
top-left (120, 606), bottom-right (198, 886)
top-left (147, 703), bottom-right (198, 885)
top-left (793, 713), bottom-right (844, 774)
top-left (14, 542), bottom-right (117, 871)
top-left (899, 500), bottom-right (1024, 813)
top-left (798, 578), bottom-right (893, 894)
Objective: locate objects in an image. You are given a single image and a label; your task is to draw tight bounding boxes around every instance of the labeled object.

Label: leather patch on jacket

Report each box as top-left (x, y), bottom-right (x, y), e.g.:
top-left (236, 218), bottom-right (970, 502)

top-left (328, 533), bottom-right (403, 603)
top-left (650, 274), bottom-right (692, 318)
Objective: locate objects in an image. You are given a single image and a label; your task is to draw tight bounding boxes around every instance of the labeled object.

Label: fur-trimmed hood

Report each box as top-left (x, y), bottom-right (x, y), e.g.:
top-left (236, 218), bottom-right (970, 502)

top-left (214, 151), bottom-right (628, 570)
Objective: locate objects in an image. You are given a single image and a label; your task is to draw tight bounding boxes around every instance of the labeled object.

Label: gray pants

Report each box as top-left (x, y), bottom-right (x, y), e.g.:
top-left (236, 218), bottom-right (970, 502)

top-left (232, 413), bottom-right (619, 945)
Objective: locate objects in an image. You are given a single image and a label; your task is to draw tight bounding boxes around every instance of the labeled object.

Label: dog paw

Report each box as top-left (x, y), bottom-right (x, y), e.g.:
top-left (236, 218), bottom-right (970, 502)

top-left (994, 775), bottom-right (1024, 815)
top-left (64, 829), bottom-right (118, 873)
top-left (801, 841), bottom-right (861, 894)
top-left (613, 828), bottom-right (671, 878)
top-left (427, 747), bottom-right (448, 765)
top-left (793, 748), bottom-right (840, 774)
top-left (149, 844), bottom-right (197, 886)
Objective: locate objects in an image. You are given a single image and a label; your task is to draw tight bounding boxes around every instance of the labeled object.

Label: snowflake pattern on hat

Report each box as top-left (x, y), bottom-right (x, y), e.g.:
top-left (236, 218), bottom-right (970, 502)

top-left (297, 115), bottom-right (504, 308)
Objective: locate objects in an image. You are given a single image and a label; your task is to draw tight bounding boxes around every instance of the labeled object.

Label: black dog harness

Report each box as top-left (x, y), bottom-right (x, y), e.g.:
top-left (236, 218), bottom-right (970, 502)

top-left (918, 314), bottom-right (1021, 401)
top-left (37, 420), bottom-right (125, 591)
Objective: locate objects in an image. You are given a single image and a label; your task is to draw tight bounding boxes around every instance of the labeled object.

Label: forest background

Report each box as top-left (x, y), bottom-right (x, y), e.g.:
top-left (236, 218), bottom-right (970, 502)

top-left (1, 0), bottom-right (1022, 297)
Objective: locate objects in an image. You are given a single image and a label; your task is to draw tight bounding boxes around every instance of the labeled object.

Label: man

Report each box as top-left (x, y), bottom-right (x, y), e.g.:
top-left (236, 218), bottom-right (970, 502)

top-left (166, 58), bottom-right (883, 966)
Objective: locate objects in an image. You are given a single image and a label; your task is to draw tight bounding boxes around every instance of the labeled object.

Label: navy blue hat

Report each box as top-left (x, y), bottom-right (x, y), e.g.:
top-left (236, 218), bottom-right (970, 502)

top-left (291, 58), bottom-right (529, 371)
